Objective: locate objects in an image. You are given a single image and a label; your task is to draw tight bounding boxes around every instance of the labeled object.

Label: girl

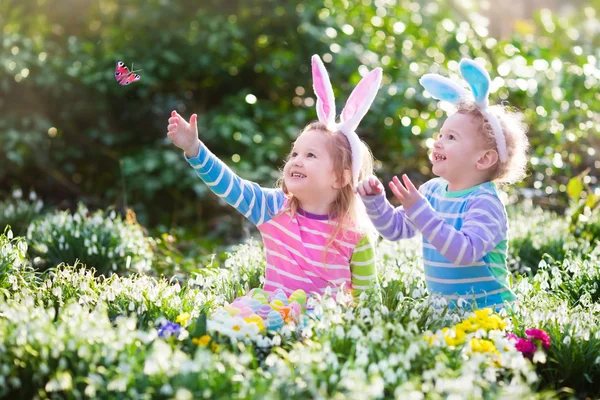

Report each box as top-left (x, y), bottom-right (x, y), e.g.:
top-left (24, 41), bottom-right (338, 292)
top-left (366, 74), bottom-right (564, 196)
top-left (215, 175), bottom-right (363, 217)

top-left (168, 55), bottom-right (382, 296)
top-left (358, 58), bottom-right (529, 309)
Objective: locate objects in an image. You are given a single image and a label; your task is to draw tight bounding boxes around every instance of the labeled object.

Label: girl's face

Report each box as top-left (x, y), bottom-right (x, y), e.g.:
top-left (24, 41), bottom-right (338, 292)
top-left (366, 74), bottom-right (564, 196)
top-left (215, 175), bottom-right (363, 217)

top-left (283, 129), bottom-right (343, 207)
top-left (430, 112), bottom-right (490, 188)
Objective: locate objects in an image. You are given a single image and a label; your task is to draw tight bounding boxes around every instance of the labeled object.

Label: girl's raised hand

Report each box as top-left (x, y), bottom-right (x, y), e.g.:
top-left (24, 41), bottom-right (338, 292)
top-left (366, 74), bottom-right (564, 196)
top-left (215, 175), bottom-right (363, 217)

top-left (357, 176), bottom-right (384, 197)
top-left (389, 174), bottom-right (423, 210)
top-left (167, 110), bottom-right (201, 158)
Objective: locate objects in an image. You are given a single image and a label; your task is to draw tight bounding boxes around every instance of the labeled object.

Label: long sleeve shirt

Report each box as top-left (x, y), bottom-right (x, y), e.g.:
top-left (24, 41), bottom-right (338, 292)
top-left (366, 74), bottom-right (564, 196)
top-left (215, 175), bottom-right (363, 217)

top-left (186, 144), bottom-right (377, 295)
top-left (362, 178), bottom-right (516, 309)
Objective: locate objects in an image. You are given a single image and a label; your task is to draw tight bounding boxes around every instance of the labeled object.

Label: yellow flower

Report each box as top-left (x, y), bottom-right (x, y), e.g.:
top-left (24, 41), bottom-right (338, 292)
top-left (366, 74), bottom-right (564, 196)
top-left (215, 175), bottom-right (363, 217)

top-left (423, 333), bottom-right (436, 346)
top-left (444, 327), bottom-right (466, 347)
top-left (211, 342), bottom-right (221, 352)
top-left (192, 335), bottom-right (211, 347)
top-left (474, 308), bottom-right (493, 320)
top-left (175, 312), bottom-right (191, 325)
top-left (470, 338), bottom-right (499, 355)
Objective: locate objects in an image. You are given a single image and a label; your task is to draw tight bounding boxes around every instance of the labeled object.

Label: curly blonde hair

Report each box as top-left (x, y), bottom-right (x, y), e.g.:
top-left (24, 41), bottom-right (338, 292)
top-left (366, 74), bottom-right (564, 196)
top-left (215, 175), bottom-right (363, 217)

top-left (456, 101), bottom-right (530, 185)
top-left (276, 121), bottom-right (374, 257)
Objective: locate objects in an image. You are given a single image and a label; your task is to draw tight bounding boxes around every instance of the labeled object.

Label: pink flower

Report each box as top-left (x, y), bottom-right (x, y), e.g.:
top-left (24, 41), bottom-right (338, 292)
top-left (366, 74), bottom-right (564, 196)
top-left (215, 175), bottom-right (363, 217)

top-left (525, 329), bottom-right (551, 350)
top-left (514, 337), bottom-right (536, 355)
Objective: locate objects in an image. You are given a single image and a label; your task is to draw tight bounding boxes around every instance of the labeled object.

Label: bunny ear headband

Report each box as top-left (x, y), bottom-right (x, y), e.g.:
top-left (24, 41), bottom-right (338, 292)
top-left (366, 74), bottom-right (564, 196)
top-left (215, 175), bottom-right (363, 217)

top-left (419, 58), bottom-right (507, 163)
top-left (311, 54), bottom-right (383, 188)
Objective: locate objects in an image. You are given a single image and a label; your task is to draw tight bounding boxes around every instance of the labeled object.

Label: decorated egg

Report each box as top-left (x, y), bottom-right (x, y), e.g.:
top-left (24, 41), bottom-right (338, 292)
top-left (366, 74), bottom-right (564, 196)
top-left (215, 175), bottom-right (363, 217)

top-left (289, 301), bottom-right (302, 322)
top-left (270, 299), bottom-right (284, 311)
top-left (252, 292), bottom-right (269, 305)
top-left (223, 305), bottom-right (241, 316)
top-left (258, 305), bottom-right (272, 320)
top-left (273, 293), bottom-right (289, 305)
top-left (269, 288), bottom-right (286, 301)
top-left (289, 289), bottom-right (307, 307)
top-left (247, 299), bottom-right (262, 312)
top-left (244, 314), bottom-right (265, 332)
top-left (278, 306), bottom-right (290, 321)
top-left (266, 310), bottom-right (284, 331)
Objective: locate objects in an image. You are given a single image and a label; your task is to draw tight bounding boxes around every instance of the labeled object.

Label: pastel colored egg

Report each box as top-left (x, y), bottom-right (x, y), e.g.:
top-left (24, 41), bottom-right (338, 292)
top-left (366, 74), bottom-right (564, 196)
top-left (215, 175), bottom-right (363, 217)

top-left (267, 310), bottom-right (284, 331)
top-left (274, 293), bottom-right (289, 305)
top-left (258, 305), bottom-right (272, 320)
top-left (269, 288), bottom-right (286, 301)
top-left (288, 301), bottom-right (302, 322)
top-left (244, 314), bottom-right (265, 332)
top-left (247, 299), bottom-right (262, 312)
top-left (252, 292), bottom-right (269, 305)
top-left (289, 289), bottom-right (307, 306)
top-left (223, 306), bottom-right (241, 316)
top-left (239, 307), bottom-right (254, 318)
top-left (270, 299), bottom-right (284, 311)
top-left (248, 288), bottom-right (262, 297)
top-left (278, 306), bottom-right (290, 321)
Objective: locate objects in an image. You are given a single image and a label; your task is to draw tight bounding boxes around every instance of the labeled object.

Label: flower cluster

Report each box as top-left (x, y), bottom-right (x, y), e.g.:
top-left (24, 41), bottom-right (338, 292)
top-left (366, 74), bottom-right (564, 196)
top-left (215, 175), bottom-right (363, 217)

top-left (508, 329), bottom-right (551, 359)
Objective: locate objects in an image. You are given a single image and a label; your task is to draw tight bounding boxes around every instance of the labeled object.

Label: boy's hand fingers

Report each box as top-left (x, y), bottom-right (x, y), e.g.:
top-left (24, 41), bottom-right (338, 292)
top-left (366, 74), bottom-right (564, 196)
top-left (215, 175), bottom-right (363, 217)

top-left (388, 180), bottom-right (404, 200)
top-left (402, 174), bottom-right (418, 193)
top-left (167, 123), bottom-right (177, 131)
top-left (392, 176), bottom-right (409, 196)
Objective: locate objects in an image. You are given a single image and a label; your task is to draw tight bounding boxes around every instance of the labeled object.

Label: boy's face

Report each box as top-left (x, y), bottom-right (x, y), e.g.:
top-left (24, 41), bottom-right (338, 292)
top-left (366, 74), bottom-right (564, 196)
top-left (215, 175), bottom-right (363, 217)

top-left (430, 112), bottom-right (489, 187)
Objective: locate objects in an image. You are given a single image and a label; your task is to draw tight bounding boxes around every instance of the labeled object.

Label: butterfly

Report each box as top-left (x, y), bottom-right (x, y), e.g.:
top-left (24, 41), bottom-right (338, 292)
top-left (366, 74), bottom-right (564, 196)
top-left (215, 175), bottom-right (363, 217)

top-left (114, 61), bottom-right (141, 85)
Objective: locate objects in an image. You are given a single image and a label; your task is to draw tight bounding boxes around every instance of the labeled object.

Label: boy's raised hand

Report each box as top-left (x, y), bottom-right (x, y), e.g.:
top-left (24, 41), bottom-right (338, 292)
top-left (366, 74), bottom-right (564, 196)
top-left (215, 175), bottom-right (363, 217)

top-left (167, 110), bottom-right (201, 158)
top-left (389, 174), bottom-right (424, 210)
top-left (357, 176), bottom-right (384, 197)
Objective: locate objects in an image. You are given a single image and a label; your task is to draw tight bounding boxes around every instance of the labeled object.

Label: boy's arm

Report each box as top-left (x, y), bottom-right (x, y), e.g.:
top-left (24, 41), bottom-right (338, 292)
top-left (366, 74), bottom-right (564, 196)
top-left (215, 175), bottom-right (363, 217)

top-left (361, 192), bottom-right (418, 241)
top-left (405, 195), bottom-right (506, 265)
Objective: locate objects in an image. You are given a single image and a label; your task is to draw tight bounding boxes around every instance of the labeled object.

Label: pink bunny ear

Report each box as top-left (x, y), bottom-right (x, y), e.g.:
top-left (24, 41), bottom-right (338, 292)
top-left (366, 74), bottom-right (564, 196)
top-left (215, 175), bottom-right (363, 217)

top-left (337, 67), bottom-right (383, 189)
top-left (311, 55), bottom-right (336, 128)
top-left (338, 67), bottom-right (382, 134)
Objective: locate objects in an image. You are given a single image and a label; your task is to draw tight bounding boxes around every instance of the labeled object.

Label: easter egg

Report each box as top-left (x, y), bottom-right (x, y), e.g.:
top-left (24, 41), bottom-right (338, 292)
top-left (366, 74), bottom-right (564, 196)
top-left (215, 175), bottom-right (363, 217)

top-left (258, 305), bottom-right (272, 320)
top-left (269, 288), bottom-right (286, 301)
top-left (249, 288), bottom-right (266, 297)
top-left (247, 299), bottom-right (262, 312)
top-left (278, 306), bottom-right (290, 321)
top-left (238, 306), bottom-right (254, 318)
top-left (267, 310), bottom-right (284, 331)
top-left (223, 305), bottom-right (241, 316)
top-left (244, 314), bottom-right (265, 332)
top-left (270, 299), bottom-right (284, 311)
top-left (252, 292), bottom-right (269, 305)
top-left (289, 301), bottom-right (302, 322)
top-left (289, 289), bottom-right (307, 307)
top-left (274, 293), bottom-right (289, 305)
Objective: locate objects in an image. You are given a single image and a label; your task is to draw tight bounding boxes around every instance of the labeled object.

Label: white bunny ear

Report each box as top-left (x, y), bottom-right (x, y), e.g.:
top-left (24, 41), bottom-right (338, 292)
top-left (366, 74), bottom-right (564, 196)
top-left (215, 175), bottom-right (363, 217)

top-left (338, 67), bottom-right (383, 133)
top-left (311, 55), bottom-right (336, 128)
top-left (459, 58), bottom-right (490, 108)
top-left (419, 74), bottom-right (469, 104)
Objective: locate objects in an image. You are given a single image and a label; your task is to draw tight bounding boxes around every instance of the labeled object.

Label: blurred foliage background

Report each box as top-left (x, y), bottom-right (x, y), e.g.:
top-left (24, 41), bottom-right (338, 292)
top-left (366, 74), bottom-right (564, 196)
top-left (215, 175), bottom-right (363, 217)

top-left (1, 0), bottom-right (599, 246)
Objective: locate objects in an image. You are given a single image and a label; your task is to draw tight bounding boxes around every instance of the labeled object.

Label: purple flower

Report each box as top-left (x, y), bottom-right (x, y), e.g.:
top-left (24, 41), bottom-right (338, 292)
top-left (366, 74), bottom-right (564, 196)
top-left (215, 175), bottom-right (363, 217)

top-left (157, 321), bottom-right (181, 338)
top-left (526, 328), bottom-right (551, 350)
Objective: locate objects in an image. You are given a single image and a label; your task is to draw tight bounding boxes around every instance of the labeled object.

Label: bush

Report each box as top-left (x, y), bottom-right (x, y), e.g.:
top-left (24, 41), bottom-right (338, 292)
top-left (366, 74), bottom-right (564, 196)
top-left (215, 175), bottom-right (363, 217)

top-left (26, 204), bottom-right (153, 275)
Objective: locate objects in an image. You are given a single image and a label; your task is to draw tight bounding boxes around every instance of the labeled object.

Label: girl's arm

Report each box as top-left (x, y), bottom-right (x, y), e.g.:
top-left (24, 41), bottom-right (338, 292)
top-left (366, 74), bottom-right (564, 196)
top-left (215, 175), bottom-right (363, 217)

top-left (167, 110), bottom-right (284, 226)
top-left (405, 195), bottom-right (507, 265)
top-left (186, 144), bottom-right (284, 226)
top-left (349, 234), bottom-right (377, 296)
